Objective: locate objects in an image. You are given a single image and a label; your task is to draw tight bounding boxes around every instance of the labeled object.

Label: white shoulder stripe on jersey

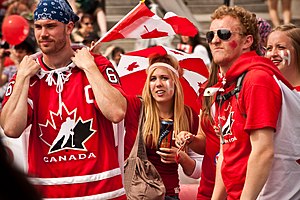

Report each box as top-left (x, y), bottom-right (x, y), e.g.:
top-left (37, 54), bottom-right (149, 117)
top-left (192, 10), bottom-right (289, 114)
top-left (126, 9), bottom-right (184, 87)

top-left (28, 167), bottom-right (121, 185)
top-left (27, 98), bottom-right (33, 110)
top-left (43, 188), bottom-right (126, 200)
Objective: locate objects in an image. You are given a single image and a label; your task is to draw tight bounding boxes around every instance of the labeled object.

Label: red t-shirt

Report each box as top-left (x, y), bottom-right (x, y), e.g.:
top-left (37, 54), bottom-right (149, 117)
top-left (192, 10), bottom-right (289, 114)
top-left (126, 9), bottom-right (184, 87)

top-left (215, 69), bottom-right (281, 200)
top-left (2, 54), bottom-right (126, 199)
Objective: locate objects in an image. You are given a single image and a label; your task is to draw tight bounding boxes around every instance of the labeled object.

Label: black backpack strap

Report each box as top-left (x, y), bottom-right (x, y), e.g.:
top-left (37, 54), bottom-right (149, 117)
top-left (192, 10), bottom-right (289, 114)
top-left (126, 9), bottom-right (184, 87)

top-left (217, 72), bottom-right (247, 102)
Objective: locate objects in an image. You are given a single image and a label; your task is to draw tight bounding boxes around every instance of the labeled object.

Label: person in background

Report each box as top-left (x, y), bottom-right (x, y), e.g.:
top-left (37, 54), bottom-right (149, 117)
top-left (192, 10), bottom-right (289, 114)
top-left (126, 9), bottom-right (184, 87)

top-left (0, 36), bottom-right (37, 105)
top-left (124, 54), bottom-right (202, 199)
top-left (260, 23), bottom-right (300, 199)
top-left (71, 13), bottom-right (96, 44)
top-left (203, 5), bottom-right (286, 199)
top-left (176, 63), bottom-right (219, 200)
top-left (82, 32), bottom-right (101, 54)
top-left (177, 33), bottom-right (211, 68)
top-left (267, 0), bottom-right (292, 27)
top-left (0, 0), bottom-right (127, 199)
top-left (3, 0), bottom-right (31, 19)
top-left (75, 0), bottom-right (107, 37)
top-left (0, 136), bottom-right (42, 200)
top-left (257, 17), bottom-right (272, 56)
top-left (0, 38), bottom-right (14, 68)
top-left (265, 24), bottom-right (300, 88)
top-left (110, 46), bottom-right (125, 68)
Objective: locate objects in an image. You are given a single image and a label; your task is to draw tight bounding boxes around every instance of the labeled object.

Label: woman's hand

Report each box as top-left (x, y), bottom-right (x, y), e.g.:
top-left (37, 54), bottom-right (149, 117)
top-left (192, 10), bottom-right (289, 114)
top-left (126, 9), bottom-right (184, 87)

top-left (156, 147), bottom-right (178, 164)
top-left (175, 131), bottom-right (194, 148)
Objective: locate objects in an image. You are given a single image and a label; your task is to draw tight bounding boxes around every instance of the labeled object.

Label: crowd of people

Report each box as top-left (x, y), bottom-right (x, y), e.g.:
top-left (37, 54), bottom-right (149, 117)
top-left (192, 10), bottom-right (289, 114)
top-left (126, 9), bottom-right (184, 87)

top-left (0, 0), bottom-right (299, 200)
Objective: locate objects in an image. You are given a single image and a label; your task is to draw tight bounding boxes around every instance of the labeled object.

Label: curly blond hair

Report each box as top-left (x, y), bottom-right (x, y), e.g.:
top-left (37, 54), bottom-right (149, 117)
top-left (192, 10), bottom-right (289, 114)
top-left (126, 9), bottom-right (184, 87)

top-left (211, 5), bottom-right (259, 51)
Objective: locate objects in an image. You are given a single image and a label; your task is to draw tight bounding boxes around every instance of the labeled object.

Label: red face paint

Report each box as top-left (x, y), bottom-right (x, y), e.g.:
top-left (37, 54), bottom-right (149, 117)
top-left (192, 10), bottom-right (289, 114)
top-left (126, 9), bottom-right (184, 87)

top-left (229, 40), bottom-right (238, 49)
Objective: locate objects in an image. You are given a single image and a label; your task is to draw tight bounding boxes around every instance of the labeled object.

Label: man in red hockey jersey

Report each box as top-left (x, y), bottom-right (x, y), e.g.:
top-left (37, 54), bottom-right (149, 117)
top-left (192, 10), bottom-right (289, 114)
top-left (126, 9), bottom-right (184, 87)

top-left (0, 0), bottom-right (127, 199)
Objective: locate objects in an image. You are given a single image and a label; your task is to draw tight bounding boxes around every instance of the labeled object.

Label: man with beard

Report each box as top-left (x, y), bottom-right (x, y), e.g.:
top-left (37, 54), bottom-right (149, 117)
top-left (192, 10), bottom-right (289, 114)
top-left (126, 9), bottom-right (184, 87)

top-left (0, 0), bottom-right (127, 199)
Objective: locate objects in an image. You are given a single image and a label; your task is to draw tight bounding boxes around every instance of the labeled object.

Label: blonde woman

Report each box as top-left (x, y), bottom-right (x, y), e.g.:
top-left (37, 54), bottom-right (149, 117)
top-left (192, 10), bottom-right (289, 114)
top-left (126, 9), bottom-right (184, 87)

top-left (259, 23), bottom-right (300, 200)
top-left (124, 54), bottom-right (202, 199)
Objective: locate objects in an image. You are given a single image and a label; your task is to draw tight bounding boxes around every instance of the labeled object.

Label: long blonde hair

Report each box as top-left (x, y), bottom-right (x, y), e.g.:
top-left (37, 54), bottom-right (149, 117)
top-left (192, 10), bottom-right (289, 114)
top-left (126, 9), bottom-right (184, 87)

top-left (141, 54), bottom-right (191, 148)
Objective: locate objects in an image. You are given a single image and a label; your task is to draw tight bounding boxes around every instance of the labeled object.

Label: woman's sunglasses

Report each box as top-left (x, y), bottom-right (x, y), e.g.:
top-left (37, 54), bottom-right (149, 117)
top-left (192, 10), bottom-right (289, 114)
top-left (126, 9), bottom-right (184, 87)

top-left (206, 29), bottom-right (241, 43)
top-left (83, 22), bottom-right (93, 26)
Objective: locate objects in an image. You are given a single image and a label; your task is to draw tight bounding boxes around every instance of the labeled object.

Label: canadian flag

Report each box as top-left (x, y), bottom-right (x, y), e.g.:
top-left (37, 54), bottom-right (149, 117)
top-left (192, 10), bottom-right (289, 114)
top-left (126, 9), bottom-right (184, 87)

top-left (117, 45), bottom-right (208, 112)
top-left (94, 1), bottom-right (198, 45)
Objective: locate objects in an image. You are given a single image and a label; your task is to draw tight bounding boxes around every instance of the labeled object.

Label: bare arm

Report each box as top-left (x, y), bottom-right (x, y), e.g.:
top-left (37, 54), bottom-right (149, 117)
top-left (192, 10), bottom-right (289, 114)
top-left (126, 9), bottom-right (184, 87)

top-left (176, 110), bottom-right (206, 154)
top-left (212, 143), bottom-right (227, 200)
top-left (71, 47), bottom-right (126, 123)
top-left (0, 56), bottom-right (40, 137)
top-left (179, 148), bottom-right (203, 178)
top-left (240, 128), bottom-right (274, 200)
top-left (189, 110), bottom-right (206, 154)
top-left (177, 149), bottom-right (197, 176)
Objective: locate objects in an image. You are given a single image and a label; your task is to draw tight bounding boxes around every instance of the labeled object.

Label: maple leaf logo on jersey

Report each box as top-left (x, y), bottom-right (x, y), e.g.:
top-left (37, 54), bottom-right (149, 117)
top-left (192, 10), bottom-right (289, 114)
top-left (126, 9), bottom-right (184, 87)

top-left (221, 104), bottom-right (235, 137)
top-left (39, 103), bottom-right (96, 154)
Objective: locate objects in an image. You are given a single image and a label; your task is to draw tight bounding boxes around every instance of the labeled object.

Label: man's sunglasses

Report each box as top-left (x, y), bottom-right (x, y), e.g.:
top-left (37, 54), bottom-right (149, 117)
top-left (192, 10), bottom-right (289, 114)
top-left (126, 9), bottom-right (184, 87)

top-left (206, 29), bottom-right (241, 43)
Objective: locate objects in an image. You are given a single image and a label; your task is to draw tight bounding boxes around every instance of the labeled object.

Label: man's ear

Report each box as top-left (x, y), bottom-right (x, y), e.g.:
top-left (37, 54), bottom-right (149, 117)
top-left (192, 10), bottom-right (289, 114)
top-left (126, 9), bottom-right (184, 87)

top-left (243, 35), bottom-right (254, 50)
top-left (66, 22), bottom-right (75, 34)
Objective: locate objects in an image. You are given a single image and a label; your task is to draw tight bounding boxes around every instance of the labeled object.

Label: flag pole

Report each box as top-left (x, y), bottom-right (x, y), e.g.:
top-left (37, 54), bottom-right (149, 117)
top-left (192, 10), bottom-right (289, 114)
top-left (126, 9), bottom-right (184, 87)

top-left (90, 1), bottom-right (145, 51)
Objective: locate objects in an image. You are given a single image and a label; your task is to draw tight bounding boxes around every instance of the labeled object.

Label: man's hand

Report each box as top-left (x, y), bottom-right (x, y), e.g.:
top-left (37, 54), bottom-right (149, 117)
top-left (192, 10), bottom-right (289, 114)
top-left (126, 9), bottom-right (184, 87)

top-left (71, 47), bottom-right (97, 72)
top-left (17, 55), bottom-right (40, 78)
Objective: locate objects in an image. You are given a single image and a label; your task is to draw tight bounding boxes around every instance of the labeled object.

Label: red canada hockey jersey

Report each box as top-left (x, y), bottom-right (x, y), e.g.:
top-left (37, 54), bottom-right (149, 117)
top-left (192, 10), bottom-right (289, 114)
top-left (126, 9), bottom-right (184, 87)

top-left (2, 53), bottom-right (126, 199)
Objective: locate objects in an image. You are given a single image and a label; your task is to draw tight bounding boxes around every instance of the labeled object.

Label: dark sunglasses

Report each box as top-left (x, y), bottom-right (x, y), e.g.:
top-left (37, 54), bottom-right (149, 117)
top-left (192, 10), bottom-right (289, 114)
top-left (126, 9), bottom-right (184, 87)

top-left (206, 29), bottom-right (240, 43)
top-left (83, 22), bottom-right (93, 25)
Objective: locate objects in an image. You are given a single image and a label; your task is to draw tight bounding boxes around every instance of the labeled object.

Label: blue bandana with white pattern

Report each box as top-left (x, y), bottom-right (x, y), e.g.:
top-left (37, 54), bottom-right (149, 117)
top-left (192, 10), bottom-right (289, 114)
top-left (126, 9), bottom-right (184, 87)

top-left (34, 0), bottom-right (79, 24)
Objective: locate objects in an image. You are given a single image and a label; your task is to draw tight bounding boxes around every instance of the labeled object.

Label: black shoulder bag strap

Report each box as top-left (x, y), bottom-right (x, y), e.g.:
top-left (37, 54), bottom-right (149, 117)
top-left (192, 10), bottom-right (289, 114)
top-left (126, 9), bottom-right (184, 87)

top-left (216, 72), bottom-right (247, 102)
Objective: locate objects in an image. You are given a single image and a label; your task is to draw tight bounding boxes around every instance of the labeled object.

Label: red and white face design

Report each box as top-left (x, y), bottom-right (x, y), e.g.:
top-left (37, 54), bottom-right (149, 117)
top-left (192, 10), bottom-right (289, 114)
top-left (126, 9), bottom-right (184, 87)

top-left (149, 67), bottom-right (175, 105)
top-left (265, 30), bottom-right (293, 72)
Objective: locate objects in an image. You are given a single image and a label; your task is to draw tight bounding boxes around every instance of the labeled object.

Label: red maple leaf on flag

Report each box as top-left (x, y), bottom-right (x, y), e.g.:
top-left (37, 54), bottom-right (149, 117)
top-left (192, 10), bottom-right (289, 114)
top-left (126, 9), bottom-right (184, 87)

top-left (141, 27), bottom-right (169, 39)
top-left (127, 62), bottom-right (140, 71)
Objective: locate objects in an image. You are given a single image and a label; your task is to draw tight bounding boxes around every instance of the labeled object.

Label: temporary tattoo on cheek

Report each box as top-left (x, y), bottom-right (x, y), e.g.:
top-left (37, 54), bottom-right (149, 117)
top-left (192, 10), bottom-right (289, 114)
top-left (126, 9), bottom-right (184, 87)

top-left (165, 80), bottom-right (174, 93)
top-left (280, 50), bottom-right (291, 66)
top-left (150, 82), bottom-right (155, 92)
top-left (265, 51), bottom-right (271, 57)
top-left (286, 50), bottom-right (291, 65)
top-left (229, 40), bottom-right (238, 49)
